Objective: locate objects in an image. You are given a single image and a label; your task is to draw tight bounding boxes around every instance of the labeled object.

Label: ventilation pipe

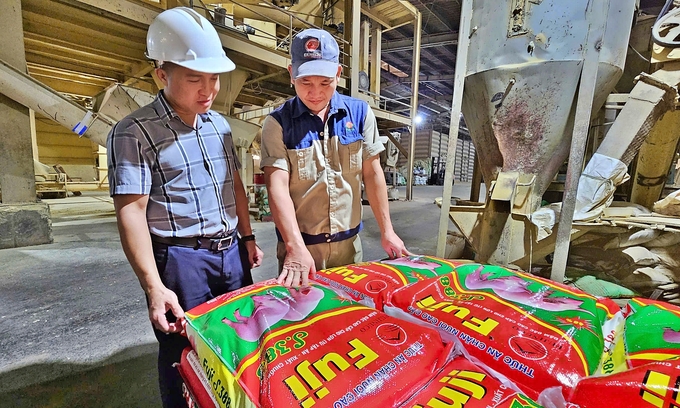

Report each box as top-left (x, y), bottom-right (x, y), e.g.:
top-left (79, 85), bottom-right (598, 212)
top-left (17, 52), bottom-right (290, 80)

top-left (0, 58), bottom-right (113, 147)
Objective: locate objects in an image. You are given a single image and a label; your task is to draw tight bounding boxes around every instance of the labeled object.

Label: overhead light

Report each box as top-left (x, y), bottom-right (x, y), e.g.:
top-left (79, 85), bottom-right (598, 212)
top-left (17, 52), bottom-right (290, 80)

top-left (414, 114), bottom-right (424, 124)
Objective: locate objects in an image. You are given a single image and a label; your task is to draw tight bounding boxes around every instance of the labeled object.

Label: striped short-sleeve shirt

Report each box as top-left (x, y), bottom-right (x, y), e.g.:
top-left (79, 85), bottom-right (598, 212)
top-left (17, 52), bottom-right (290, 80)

top-left (107, 91), bottom-right (240, 238)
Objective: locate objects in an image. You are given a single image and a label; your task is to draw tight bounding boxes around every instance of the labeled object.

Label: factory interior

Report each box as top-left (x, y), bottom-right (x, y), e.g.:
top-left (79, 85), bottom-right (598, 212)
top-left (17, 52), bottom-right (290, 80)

top-left (4, 0), bottom-right (680, 407)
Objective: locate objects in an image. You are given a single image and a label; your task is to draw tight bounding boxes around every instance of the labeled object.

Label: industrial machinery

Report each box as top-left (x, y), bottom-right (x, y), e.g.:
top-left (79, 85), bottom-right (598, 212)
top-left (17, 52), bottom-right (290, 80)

top-left (437, 0), bottom-right (680, 297)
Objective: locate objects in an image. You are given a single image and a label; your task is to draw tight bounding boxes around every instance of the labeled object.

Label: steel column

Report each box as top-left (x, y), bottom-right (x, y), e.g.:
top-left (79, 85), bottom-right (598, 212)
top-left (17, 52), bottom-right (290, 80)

top-left (406, 10), bottom-right (422, 200)
top-left (436, 0), bottom-right (472, 257)
top-left (551, 0), bottom-right (609, 283)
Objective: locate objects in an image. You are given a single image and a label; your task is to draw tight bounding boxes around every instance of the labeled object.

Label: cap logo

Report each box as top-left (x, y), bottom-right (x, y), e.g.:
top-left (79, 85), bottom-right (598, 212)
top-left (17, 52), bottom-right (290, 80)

top-left (305, 38), bottom-right (320, 51)
top-left (304, 38), bottom-right (322, 59)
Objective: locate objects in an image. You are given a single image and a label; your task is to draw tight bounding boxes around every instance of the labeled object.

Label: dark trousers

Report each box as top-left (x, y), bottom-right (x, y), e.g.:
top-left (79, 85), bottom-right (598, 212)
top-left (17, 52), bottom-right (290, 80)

top-left (151, 239), bottom-right (252, 408)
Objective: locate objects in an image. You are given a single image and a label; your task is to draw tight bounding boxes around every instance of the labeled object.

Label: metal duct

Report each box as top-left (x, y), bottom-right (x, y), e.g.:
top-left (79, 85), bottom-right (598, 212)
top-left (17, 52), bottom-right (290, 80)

top-left (0, 58), bottom-right (113, 147)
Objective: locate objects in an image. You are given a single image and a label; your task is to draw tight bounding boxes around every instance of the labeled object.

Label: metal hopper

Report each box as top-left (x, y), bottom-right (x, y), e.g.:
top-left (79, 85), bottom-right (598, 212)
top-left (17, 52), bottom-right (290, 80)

top-left (439, 0), bottom-right (637, 266)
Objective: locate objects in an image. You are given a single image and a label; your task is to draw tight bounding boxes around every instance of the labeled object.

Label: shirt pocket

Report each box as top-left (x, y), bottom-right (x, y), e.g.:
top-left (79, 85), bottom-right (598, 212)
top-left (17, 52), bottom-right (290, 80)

top-left (340, 140), bottom-right (363, 174)
top-left (287, 146), bottom-right (319, 183)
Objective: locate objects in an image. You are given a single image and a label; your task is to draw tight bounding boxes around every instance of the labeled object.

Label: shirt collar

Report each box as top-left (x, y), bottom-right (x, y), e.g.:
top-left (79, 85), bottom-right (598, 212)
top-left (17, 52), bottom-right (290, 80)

top-left (291, 91), bottom-right (346, 119)
top-left (153, 90), bottom-right (179, 126)
top-left (153, 90), bottom-right (211, 129)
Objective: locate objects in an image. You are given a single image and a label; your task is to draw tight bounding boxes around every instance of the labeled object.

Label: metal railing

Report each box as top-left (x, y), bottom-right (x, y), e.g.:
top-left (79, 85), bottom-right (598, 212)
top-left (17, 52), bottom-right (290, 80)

top-left (358, 88), bottom-right (411, 117)
top-left (189, 0), bottom-right (349, 57)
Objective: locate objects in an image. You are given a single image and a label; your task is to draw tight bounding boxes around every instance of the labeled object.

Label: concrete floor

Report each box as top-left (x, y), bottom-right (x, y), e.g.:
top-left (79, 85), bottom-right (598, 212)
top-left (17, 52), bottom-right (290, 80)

top-left (0, 183), bottom-right (475, 407)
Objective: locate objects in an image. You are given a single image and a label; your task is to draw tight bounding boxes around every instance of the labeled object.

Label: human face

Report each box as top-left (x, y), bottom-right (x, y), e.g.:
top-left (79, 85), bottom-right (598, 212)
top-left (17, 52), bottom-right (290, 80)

top-left (289, 65), bottom-right (341, 115)
top-left (156, 64), bottom-right (220, 125)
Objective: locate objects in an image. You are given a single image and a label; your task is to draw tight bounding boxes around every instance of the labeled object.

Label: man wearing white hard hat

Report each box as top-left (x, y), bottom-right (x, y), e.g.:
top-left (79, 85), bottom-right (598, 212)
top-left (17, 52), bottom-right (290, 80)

top-left (260, 28), bottom-right (410, 288)
top-left (107, 7), bottom-right (263, 407)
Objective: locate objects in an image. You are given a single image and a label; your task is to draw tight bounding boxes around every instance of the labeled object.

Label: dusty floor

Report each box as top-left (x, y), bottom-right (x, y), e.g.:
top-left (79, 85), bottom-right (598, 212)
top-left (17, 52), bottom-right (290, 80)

top-left (0, 183), bottom-right (475, 407)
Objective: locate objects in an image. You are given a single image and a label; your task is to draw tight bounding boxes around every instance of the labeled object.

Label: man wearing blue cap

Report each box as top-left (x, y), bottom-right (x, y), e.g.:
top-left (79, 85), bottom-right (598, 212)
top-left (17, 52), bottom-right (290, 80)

top-left (261, 28), bottom-right (410, 288)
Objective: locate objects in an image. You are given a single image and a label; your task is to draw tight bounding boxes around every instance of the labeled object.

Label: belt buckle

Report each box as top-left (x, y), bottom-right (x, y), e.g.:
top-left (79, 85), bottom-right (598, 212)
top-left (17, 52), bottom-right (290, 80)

top-left (210, 236), bottom-right (233, 251)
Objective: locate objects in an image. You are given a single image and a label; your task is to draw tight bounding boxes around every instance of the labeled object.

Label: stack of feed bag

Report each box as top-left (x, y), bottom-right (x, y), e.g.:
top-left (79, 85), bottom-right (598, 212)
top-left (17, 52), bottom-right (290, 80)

top-left (566, 297), bottom-right (680, 407)
top-left (180, 255), bottom-right (680, 407)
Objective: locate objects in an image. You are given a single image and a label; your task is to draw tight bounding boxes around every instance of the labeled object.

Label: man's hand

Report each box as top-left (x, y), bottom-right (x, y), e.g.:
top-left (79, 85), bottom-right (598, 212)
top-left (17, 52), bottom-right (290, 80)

top-left (264, 167), bottom-right (316, 287)
top-left (245, 241), bottom-right (264, 268)
top-left (381, 230), bottom-right (412, 259)
top-left (277, 246), bottom-right (316, 288)
top-left (147, 287), bottom-right (185, 334)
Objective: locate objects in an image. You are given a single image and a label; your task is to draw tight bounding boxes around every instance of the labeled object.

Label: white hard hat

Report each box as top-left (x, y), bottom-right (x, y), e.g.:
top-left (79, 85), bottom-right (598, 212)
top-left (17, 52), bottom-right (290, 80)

top-left (146, 7), bottom-right (235, 74)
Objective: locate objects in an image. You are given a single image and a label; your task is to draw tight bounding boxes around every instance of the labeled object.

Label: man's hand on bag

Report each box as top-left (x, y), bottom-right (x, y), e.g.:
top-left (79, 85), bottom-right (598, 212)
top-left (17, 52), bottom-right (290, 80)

top-left (381, 229), bottom-right (412, 259)
top-left (147, 286), bottom-right (185, 334)
top-left (278, 245), bottom-right (316, 288)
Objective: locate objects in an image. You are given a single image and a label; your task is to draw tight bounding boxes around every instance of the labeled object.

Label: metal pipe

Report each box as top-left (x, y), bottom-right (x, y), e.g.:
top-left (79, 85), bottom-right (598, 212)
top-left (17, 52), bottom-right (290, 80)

top-left (630, 109), bottom-right (680, 208)
top-left (550, 0), bottom-right (608, 283)
top-left (436, 0), bottom-right (473, 257)
top-left (406, 11), bottom-right (422, 200)
top-left (0, 58), bottom-right (113, 147)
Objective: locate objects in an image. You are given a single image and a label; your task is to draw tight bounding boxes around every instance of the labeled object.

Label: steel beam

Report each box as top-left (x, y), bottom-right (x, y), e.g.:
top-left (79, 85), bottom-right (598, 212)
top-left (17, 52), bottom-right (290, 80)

top-left (26, 49), bottom-right (130, 75)
top-left (22, 12), bottom-right (146, 59)
top-left (397, 74), bottom-right (454, 83)
top-left (361, 5), bottom-right (393, 29)
top-left (63, 0), bottom-right (160, 26)
top-left (373, 109), bottom-right (411, 126)
top-left (34, 77), bottom-right (108, 99)
top-left (26, 56), bottom-right (118, 80)
top-left (235, 104), bottom-right (280, 121)
top-left (64, 0), bottom-right (293, 75)
top-left (382, 32), bottom-right (458, 53)
top-left (27, 0), bottom-right (150, 35)
top-left (24, 34), bottom-right (141, 65)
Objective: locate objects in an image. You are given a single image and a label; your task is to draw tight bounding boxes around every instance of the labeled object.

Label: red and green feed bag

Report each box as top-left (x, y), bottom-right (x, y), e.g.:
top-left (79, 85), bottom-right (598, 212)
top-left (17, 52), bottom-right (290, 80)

top-left (184, 280), bottom-right (453, 408)
top-left (566, 358), bottom-right (680, 408)
top-left (388, 263), bottom-right (620, 399)
top-left (404, 356), bottom-right (540, 408)
top-left (314, 256), bottom-right (472, 310)
top-left (624, 297), bottom-right (680, 368)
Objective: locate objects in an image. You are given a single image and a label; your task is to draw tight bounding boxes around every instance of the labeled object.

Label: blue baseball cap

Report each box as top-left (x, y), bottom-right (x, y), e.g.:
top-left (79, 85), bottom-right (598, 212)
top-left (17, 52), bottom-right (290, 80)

top-left (290, 29), bottom-right (340, 79)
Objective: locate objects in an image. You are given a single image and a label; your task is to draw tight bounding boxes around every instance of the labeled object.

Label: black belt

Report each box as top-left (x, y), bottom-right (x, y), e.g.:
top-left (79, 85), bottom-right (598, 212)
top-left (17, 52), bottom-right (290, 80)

top-left (151, 231), bottom-right (237, 251)
top-left (275, 222), bottom-right (363, 245)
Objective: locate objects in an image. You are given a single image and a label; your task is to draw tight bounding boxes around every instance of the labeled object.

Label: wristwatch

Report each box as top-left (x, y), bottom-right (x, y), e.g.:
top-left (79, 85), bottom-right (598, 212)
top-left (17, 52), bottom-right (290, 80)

top-left (241, 234), bottom-right (256, 242)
